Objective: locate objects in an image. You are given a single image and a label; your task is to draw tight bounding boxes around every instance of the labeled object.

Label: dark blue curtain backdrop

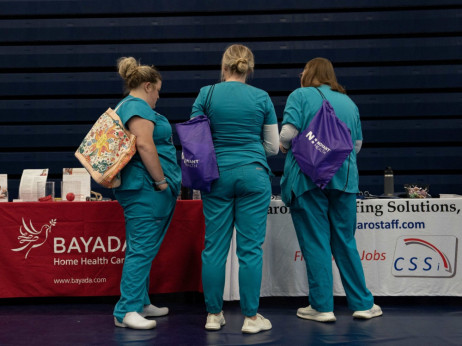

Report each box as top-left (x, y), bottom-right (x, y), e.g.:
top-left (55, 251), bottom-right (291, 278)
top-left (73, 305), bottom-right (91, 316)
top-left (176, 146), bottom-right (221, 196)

top-left (0, 0), bottom-right (461, 199)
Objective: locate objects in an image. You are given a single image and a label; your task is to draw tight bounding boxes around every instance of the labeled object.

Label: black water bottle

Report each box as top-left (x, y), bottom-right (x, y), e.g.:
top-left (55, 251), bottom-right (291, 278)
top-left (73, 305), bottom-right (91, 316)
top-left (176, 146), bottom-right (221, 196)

top-left (384, 167), bottom-right (394, 197)
top-left (180, 186), bottom-right (192, 200)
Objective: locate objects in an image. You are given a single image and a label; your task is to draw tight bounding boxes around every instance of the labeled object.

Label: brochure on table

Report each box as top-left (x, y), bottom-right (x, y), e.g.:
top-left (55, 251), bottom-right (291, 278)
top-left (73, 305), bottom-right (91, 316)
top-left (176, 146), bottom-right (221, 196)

top-left (62, 168), bottom-right (91, 201)
top-left (0, 174), bottom-right (7, 202)
top-left (18, 169), bottom-right (48, 201)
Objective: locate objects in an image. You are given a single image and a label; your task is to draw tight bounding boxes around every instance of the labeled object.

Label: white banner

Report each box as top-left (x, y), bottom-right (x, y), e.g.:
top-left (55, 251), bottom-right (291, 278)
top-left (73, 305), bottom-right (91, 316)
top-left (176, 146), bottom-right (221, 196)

top-left (224, 198), bottom-right (462, 300)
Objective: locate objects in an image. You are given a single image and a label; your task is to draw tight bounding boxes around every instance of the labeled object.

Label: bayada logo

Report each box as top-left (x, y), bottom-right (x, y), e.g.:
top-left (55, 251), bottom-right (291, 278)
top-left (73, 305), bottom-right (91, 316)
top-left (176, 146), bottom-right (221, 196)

top-left (11, 218), bottom-right (57, 259)
top-left (392, 235), bottom-right (457, 278)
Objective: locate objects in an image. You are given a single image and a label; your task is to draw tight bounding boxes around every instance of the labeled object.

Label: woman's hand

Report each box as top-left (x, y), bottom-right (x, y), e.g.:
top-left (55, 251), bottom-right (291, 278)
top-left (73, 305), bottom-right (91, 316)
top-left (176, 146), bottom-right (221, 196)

top-left (157, 182), bottom-right (168, 191)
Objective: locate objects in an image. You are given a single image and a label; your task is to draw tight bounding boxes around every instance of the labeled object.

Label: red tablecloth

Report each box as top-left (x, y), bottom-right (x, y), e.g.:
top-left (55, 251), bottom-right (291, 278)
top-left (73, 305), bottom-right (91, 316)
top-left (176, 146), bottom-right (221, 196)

top-left (0, 200), bottom-right (205, 298)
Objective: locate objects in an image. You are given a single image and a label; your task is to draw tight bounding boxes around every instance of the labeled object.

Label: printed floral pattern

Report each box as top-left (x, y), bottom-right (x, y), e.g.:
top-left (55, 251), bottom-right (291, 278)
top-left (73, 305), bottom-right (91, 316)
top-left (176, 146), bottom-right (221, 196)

top-left (76, 109), bottom-right (136, 187)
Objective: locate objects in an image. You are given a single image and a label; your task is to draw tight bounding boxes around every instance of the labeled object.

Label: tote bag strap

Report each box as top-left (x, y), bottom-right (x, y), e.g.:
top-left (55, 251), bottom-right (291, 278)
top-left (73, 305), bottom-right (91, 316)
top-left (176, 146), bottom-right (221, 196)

top-left (114, 98), bottom-right (131, 113)
top-left (204, 84), bottom-right (215, 117)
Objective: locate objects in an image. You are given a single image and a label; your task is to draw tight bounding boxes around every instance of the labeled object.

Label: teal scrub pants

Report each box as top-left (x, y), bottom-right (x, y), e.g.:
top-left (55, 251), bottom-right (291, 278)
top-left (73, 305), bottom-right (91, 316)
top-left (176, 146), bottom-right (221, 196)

top-left (113, 178), bottom-right (176, 323)
top-left (290, 188), bottom-right (374, 312)
top-left (201, 163), bottom-right (271, 317)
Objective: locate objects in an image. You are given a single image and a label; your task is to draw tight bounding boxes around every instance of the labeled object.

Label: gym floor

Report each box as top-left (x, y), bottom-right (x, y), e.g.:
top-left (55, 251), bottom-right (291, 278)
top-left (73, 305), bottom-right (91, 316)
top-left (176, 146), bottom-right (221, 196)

top-left (1, 294), bottom-right (461, 345)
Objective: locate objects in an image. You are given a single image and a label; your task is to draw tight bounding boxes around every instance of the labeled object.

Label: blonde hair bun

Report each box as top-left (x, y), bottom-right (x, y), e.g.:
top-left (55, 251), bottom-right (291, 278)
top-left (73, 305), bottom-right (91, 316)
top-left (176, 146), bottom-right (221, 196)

top-left (235, 58), bottom-right (249, 74)
top-left (117, 57), bottom-right (138, 80)
top-left (116, 57), bottom-right (161, 91)
top-left (222, 44), bottom-right (255, 77)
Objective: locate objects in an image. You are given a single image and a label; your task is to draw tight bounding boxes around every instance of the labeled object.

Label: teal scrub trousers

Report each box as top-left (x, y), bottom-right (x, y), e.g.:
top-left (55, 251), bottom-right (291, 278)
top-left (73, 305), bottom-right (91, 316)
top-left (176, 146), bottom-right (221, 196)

top-left (113, 178), bottom-right (176, 323)
top-left (201, 163), bottom-right (271, 317)
top-left (290, 188), bottom-right (374, 312)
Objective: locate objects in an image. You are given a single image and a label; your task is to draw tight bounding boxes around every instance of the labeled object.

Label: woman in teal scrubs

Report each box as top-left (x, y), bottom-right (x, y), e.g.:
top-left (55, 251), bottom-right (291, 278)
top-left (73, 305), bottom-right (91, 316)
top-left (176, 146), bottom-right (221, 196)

top-left (112, 57), bottom-right (181, 330)
top-left (191, 44), bottom-right (279, 334)
top-left (279, 58), bottom-right (382, 322)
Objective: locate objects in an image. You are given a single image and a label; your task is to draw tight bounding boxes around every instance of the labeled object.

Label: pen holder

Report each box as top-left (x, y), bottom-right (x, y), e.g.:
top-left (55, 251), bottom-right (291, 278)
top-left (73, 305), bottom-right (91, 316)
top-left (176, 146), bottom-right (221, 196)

top-left (37, 181), bottom-right (55, 201)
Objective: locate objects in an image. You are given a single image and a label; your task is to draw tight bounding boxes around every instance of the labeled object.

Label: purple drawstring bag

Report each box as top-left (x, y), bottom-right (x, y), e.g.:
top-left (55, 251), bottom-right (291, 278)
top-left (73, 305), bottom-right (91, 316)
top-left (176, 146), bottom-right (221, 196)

top-left (176, 85), bottom-right (219, 192)
top-left (291, 88), bottom-right (353, 189)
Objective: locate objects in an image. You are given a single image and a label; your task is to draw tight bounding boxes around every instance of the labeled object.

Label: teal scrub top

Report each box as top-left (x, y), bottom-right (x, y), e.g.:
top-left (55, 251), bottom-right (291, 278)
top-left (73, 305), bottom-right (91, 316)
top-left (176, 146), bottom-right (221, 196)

top-left (191, 82), bottom-right (277, 172)
top-left (114, 95), bottom-right (181, 197)
top-left (281, 85), bottom-right (363, 205)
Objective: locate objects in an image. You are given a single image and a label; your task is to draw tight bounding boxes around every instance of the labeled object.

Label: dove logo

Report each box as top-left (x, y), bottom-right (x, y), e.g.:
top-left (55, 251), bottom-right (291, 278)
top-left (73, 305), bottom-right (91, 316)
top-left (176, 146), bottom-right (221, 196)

top-left (11, 218), bottom-right (57, 259)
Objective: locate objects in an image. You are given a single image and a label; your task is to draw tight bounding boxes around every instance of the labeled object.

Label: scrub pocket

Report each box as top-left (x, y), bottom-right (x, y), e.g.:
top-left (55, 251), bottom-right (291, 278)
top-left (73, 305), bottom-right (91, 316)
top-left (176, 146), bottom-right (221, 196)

top-left (241, 163), bottom-right (271, 194)
top-left (114, 169), bottom-right (175, 220)
top-left (148, 178), bottom-right (176, 219)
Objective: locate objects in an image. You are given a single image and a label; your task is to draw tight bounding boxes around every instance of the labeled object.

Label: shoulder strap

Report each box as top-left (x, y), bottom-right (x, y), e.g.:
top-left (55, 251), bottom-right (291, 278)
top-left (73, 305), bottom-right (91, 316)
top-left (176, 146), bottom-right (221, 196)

top-left (314, 87), bottom-right (326, 100)
top-left (204, 84), bottom-right (215, 116)
top-left (114, 98), bottom-right (131, 113)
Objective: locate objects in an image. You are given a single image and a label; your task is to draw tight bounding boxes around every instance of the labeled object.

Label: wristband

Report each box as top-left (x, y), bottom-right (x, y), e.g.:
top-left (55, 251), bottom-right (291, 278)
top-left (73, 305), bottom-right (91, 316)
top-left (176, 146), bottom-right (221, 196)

top-left (155, 178), bottom-right (167, 186)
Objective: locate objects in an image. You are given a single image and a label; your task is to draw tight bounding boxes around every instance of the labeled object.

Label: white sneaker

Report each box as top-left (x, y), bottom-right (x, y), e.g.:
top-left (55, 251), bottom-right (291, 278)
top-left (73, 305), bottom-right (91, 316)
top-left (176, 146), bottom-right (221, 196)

top-left (205, 311), bottom-right (226, 330)
top-left (114, 312), bottom-right (157, 329)
top-left (140, 304), bottom-right (169, 317)
top-left (241, 313), bottom-right (272, 334)
top-left (297, 306), bottom-right (336, 322)
top-left (353, 304), bottom-right (383, 319)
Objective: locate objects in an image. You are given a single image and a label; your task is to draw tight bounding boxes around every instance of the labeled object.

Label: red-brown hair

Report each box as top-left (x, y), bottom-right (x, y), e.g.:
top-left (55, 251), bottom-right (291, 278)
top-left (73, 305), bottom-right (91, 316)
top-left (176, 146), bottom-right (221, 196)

top-left (300, 57), bottom-right (346, 94)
